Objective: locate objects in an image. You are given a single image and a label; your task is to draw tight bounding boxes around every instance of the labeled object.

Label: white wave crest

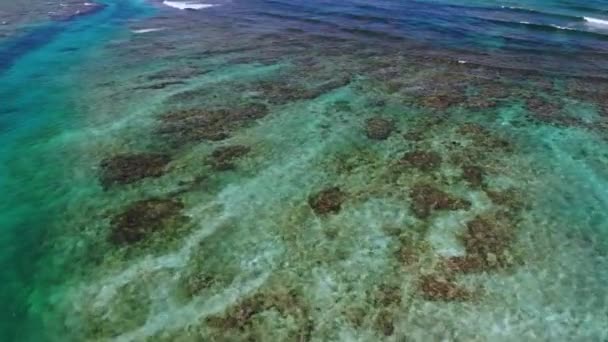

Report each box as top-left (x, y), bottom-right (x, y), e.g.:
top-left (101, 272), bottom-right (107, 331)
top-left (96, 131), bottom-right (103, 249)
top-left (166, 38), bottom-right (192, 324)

top-left (584, 17), bottom-right (608, 27)
top-left (132, 28), bottom-right (166, 34)
top-left (162, 1), bottom-right (217, 10)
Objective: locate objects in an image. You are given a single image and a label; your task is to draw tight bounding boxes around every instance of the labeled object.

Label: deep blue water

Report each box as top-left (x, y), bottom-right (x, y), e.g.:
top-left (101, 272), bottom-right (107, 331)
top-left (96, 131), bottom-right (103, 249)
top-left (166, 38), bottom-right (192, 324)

top-left (239, 0), bottom-right (608, 75)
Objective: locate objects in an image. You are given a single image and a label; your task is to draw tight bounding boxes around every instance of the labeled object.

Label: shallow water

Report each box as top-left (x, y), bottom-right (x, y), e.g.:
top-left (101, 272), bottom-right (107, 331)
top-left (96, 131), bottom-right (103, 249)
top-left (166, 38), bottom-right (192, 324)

top-left (1, 0), bottom-right (608, 340)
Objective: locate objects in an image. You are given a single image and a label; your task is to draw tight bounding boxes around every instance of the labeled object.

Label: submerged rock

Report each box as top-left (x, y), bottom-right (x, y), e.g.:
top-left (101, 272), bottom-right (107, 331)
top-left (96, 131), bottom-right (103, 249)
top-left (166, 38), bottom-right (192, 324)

top-left (409, 184), bottom-right (471, 219)
top-left (399, 150), bottom-right (442, 172)
top-left (365, 117), bottom-right (394, 140)
top-left (99, 153), bottom-right (171, 188)
top-left (158, 104), bottom-right (268, 144)
top-left (309, 187), bottom-right (345, 215)
top-left (109, 198), bottom-right (184, 245)
top-left (207, 145), bottom-right (251, 171)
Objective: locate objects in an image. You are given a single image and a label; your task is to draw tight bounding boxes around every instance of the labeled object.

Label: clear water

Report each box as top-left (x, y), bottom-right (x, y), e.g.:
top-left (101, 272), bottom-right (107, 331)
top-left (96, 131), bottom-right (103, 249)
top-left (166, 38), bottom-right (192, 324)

top-left (1, 0), bottom-right (607, 340)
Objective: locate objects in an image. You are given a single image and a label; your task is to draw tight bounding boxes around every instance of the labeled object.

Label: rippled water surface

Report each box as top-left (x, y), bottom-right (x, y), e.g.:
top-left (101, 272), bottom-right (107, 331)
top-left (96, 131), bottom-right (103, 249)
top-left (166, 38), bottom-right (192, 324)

top-left (1, 0), bottom-right (608, 340)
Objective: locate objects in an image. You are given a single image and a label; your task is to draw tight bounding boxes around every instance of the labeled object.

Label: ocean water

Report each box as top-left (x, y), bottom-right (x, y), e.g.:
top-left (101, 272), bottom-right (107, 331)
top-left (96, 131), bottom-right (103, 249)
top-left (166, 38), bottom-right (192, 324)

top-left (1, 0), bottom-right (608, 340)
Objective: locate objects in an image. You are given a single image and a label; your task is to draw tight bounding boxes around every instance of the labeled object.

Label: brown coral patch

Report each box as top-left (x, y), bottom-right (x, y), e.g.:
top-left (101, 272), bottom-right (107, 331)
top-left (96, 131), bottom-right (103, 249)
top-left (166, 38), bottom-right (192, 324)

top-left (418, 275), bottom-right (473, 301)
top-left (409, 184), bottom-right (471, 219)
top-left (484, 188), bottom-right (525, 213)
top-left (442, 255), bottom-right (486, 274)
top-left (365, 117), bottom-right (394, 140)
top-left (99, 153), bottom-right (171, 189)
top-left (460, 214), bottom-right (515, 269)
top-left (158, 104), bottom-right (268, 144)
top-left (308, 187), bottom-right (345, 215)
top-left (399, 150), bottom-right (442, 172)
top-left (207, 145), bottom-right (251, 171)
top-left (205, 289), bottom-right (311, 339)
top-left (109, 198), bottom-right (184, 245)
top-left (420, 93), bottom-right (464, 110)
top-left (462, 164), bottom-right (484, 187)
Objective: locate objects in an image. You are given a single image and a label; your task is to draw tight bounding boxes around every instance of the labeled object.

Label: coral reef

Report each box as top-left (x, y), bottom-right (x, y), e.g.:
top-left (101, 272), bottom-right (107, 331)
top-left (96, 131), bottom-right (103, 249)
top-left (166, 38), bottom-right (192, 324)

top-left (374, 309), bottom-right (395, 336)
top-left (457, 123), bottom-right (511, 151)
top-left (461, 165), bottom-right (484, 187)
top-left (109, 198), bottom-right (184, 245)
top-left (207, 145), bottom-right (251, 171)
top-left (409, 184), bottom-right (471, 219)
top-left (399, 150), bottom-right (442, 172)
top-left (420, 93), bottom-right (464, 110)
top-left (526, 97), bottom-right (581, 127)
top-left (205, 288), bottom-right (312, 340)
top-left (458, 214), bottom-right (515, 270)
top-left (418, 275), bottom-right (473, 301)
top-left (308, 187), bottom-right (345, 215)
top-left (365, 117), bottom-right (394, 140)
top-left (99, 153), bottom-right (171, 188)
top-left (158, 104), bottom-right (268, 144)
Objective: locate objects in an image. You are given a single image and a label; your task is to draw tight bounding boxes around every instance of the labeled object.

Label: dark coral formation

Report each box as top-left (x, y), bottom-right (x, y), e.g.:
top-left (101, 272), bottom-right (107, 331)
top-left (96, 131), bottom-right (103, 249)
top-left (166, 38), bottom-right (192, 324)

top-left (374, 310), bottom-right (395, 336)
top-left (443, 213), bottom-right (517, 274)
top-left (309, 187), bottom-right (345, 215)
top-left (418, 275), bottom-right (473, 301)
top-left (365, 117), bottom-right (394, 140)
top-left (399, 150), bottom-right (442, 172)
top-left (252, 76), bottom-right (351, 105)
top-left (484, 188), bottom-right (525, 213)
top-left (207, 145), bottom-right (251, 171)
top-left (158, 104), bottom-right (268, 144)
top-left (462, 164), bottom-right (484, 187)
top-left (457, 123), bottom-right (511, 151)
top-left (133, 81), bottom-right (185, 90)
top-left (461, 215), bottom-right (514, 269)
top-left (109, 198), bottom-right (184, 245)
top-left (373, 284), bottom-right (402, 307)
top-left (99, 153), bottom-right (171, 188)
top-left (420, 93), bottom-right (464, 110)
top-left (409, 184), bottom-right (471, 219)
top-left (205, 289), bottom-right (312, 340)
top-left (442, 255), bottom-right (486, 273)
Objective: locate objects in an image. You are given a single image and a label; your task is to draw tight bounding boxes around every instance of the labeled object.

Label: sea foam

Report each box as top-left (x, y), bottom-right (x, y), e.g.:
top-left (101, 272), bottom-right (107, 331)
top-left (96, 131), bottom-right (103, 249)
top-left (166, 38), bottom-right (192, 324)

top-left (162, 1), bottom-right (217, 10)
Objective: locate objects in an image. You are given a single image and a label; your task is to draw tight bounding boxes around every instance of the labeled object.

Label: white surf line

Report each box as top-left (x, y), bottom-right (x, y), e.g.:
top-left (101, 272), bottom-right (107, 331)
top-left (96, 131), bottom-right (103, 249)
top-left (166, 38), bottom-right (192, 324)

top-left (132, 27), bottom-right (166, 33)
top-left (162, 1), bottom-right (218, 10)
top-left (584, 16), bottom-right (608, 27)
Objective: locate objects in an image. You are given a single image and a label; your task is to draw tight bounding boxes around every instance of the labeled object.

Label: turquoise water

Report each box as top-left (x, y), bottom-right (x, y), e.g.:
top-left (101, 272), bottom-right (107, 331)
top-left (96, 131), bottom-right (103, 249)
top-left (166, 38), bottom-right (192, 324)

top-left (1, 0), bottom-right (608, 340)
top-left (0, 1), bottom-right (153, 339)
